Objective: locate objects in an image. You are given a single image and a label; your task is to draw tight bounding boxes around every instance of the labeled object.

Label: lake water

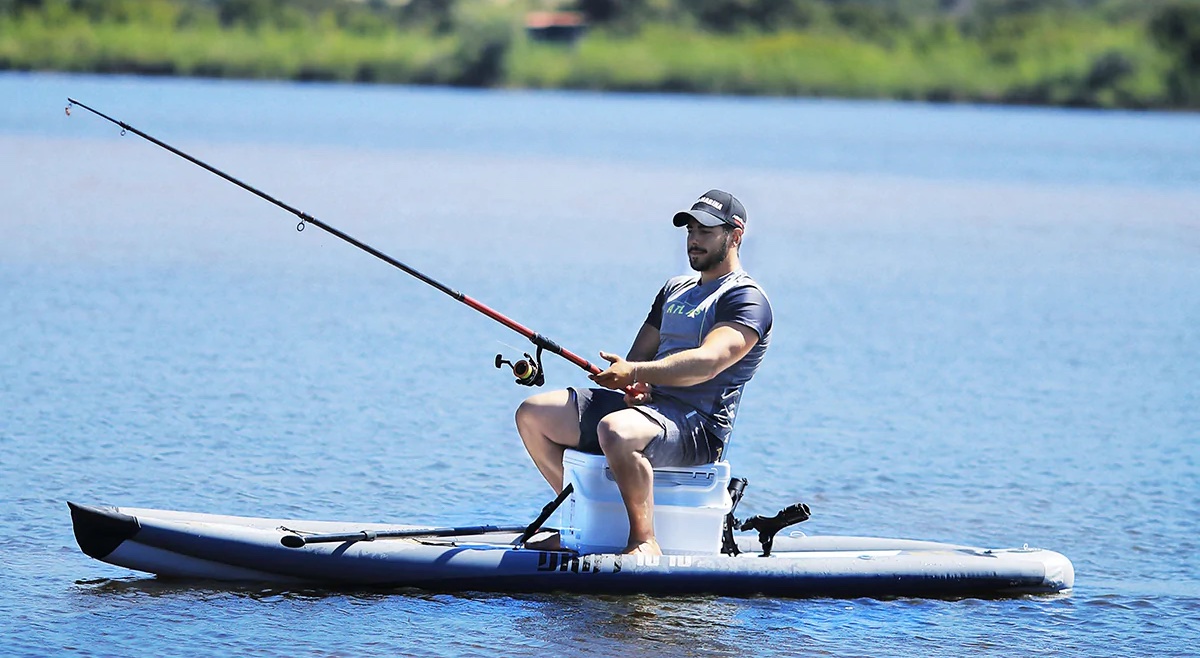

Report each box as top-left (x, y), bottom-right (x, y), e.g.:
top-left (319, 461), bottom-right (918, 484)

top-left (2, 72), bottom-right (1198, 656)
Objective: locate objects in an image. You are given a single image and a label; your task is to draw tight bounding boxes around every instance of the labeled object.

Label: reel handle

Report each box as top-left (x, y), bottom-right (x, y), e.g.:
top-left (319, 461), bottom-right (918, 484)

top-left (495, 351), bottom-right (544, 387)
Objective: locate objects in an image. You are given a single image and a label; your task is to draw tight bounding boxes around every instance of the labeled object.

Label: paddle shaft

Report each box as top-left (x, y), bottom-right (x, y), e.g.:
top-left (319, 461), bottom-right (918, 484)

top-left (282, 524), bottom-right (528, 548)
top-left (65, 98), bottom-right (603, 376)
top-left (516, 482), bottom-right (573, 546)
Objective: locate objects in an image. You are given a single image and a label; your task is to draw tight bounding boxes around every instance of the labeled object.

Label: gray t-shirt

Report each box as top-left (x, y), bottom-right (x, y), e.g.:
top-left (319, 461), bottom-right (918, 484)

top-left (644, 269), bottom-right (772, 446)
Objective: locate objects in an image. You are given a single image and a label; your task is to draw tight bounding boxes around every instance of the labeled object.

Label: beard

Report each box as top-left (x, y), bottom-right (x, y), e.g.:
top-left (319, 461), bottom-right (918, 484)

top-left (688, 235), bottom-right (731, 272)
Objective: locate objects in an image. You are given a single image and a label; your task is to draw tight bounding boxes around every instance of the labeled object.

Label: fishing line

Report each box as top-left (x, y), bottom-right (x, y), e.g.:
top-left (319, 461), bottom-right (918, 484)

top-left (65, 98), bottom-right (721, 429)
top-left (65, 97), bottom-right (601, 378)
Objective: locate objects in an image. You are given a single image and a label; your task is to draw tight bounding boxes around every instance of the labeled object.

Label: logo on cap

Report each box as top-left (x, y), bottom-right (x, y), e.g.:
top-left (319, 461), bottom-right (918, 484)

top-left (672, 188), bottom-right (747, 230)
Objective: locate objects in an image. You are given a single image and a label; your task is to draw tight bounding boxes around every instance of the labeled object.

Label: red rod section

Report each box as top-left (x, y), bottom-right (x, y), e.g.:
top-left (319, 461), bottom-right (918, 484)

top-left (460, 296), bottom-right (601, 375)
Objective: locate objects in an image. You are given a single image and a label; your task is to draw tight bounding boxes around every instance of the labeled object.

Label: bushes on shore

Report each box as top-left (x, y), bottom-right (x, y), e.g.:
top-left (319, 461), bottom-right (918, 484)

top-left (1, 0), bottom-right (1198, 109)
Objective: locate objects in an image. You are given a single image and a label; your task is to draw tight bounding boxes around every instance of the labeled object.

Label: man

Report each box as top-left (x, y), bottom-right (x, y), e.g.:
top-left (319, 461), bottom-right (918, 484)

top-left (515, 189), bottom-right (772, 556)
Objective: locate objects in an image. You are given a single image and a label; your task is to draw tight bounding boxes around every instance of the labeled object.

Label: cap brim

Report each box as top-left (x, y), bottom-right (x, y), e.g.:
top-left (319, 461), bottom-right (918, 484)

top-left (672, 209), bottom-right (727, 227)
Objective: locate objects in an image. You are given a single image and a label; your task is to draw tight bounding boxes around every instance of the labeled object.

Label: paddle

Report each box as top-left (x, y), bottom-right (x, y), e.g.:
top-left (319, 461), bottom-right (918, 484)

top-left (281, 524), bottom-right (527, 548)
top-left (281, 483), bottom-right (575, 549)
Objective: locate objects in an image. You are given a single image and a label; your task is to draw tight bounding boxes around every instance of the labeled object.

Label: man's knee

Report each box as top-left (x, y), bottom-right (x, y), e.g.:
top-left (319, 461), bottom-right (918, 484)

top-left (516, 389), bottom-right (580, 448)
top-left (514, 397), bottom-right (539, 430)
top-left (516, 390), bottom-right (566, 429)
top-left (597, 412), bottom-right (655, 455)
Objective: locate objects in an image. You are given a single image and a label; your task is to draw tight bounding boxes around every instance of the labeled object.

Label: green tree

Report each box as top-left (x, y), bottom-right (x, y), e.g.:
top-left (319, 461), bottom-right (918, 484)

top-left (217, 0), bottom-right (306, 30)
top-left (688, 0), bottom-right (824, 33)
top-left (1149, 1), bottom-right (1200, 106)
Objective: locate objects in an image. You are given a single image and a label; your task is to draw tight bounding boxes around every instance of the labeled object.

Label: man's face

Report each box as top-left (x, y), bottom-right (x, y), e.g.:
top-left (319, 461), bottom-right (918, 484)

top-left (685, 219), bottom-right (735, 272)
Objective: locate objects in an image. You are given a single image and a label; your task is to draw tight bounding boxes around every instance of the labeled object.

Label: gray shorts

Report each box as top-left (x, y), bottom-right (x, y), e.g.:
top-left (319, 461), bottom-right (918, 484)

top-left (570, 387), bottom-right (721, 468)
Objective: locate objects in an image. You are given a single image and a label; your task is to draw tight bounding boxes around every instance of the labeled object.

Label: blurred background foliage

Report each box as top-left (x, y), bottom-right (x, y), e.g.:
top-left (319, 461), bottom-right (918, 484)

top-left (1, 0), bottom-right (1198, 109)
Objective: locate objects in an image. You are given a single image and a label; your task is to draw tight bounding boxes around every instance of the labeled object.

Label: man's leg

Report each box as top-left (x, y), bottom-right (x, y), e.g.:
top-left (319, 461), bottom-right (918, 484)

top-left (515, 389), bottom-right (582, 493)
top-left (596, 409), bottom-right (664, 555)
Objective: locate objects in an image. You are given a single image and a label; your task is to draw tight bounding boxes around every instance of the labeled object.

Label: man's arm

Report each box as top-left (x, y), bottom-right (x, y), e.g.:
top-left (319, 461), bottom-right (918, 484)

top-left (592, 322), bottom-right (759, 390)
top-left (626, 322), bottom-right (660, 363)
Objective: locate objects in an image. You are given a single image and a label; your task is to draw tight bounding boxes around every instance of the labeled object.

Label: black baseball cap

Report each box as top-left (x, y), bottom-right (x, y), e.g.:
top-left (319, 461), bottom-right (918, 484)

top-left (672, 189), bottom-right (746, 230)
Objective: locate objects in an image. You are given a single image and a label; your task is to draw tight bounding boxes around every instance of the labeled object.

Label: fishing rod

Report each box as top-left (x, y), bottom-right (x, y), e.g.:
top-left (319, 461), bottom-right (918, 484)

top-left (65, 97), bottom-right (597, 386)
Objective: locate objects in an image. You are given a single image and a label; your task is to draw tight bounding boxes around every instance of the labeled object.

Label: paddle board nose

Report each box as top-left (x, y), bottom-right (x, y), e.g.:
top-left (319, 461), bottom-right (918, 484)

top-left (68, 502), bottom-right (140, 560)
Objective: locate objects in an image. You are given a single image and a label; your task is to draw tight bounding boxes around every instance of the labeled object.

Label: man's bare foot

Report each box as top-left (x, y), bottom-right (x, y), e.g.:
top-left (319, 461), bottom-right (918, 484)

top-left (523, 530), bottom-right (563, 551)
top-left (622, 538), bottom-right (662, 556)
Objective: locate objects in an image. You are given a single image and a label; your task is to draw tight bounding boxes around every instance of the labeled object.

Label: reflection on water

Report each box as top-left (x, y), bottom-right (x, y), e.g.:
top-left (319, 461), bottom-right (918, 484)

top-left (517, 594), bottom-right (747, 657)
top-left (72, 576), bottom-right (399, 602)
top-left (72, 578), bottom-right (758, 657)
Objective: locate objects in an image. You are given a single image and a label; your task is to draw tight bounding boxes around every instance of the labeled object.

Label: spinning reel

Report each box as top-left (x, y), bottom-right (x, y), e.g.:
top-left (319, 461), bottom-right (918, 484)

top-left (495, 345), bottom-right (545, 387)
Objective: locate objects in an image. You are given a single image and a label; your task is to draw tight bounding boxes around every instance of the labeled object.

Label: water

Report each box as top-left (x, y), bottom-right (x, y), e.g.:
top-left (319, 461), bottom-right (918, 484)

top-left (3, 72), bottom-right (1199, 656)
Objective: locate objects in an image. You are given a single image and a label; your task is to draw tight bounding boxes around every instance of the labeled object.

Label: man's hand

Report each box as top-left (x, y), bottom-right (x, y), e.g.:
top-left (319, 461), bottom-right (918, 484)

top-left (589, 351), bottom-right (637, 390)
top-left (590, 351), bottom-right (653, 405)
top-left (623, 381), bottom-right (653, 406)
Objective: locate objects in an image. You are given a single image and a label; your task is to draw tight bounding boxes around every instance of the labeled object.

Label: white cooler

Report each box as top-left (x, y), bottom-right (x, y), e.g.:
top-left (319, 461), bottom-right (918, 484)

top-left (559, 449), bottom-right (732, 555)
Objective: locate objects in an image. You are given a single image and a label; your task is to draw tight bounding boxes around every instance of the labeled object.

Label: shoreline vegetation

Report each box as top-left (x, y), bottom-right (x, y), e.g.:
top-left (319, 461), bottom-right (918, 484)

top-left (2, 0), bottom-right (1199, 110)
